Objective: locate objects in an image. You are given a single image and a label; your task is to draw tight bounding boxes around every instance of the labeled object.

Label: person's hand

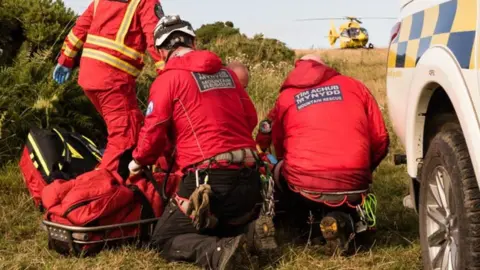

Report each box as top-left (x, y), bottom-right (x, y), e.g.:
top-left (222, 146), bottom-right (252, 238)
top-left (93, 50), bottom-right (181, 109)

top-left (128, 160), bottom-right (142, 175)
top-left (52, 64), bottom-right (72, 84)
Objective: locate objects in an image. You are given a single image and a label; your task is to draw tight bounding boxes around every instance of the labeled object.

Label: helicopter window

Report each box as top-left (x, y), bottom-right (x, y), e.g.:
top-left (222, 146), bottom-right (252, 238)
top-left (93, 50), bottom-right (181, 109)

top-left (340, 29), bottom-right (349, 37)
top-left (347, 28), bottom-right (360, 37)
top-left (360, 28), bottom-right (368, 35)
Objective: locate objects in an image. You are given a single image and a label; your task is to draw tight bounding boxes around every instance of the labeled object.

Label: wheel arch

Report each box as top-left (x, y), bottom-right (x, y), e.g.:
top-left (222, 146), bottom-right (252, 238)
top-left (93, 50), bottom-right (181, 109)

top-left (404, 46), bottom-right (480, 189)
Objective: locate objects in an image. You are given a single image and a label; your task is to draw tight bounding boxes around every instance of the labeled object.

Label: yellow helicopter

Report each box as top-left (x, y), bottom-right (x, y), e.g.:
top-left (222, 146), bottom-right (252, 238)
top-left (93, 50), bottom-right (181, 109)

top-left (296, 16), bottom-right (396, 49)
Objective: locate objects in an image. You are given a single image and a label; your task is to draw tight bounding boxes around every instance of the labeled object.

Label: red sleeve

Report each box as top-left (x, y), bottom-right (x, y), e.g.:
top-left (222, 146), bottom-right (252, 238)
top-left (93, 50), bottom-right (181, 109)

top-left (58, 3), bottom-right (94, 68)
top-left (361, 83), bottom-right (390, 171)
top-left (137, 0), bottom-right (166, 74)
top-left (271, 103), bottom-right (286, 159)
top-left (133, 75), bottom-right (174, 165)
top-left (255, 107), bottom-right (276, 151)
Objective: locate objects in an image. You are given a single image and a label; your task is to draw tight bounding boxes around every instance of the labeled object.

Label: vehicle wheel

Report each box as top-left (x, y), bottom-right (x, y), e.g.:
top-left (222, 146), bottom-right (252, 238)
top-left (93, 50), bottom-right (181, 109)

top-left (419, 128), bottom-right (480, 270)
top-left (368, 43), bottom-right (374, 49)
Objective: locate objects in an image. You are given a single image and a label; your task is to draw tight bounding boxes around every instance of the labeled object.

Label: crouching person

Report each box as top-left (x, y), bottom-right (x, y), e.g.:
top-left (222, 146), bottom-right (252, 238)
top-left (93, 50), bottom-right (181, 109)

top-left (128, 15), bottom-right (263, 269)
top-left (256, 54), bottom-right (389, 254)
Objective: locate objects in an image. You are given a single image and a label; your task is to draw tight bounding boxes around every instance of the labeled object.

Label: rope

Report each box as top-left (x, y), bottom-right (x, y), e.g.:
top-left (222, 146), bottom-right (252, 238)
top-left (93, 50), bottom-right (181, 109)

top-left (362, 193), bottom-right (377, 228)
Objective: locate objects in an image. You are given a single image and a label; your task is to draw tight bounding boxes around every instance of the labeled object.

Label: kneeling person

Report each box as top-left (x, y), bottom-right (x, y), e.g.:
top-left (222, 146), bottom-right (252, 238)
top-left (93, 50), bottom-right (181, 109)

top-left (256, 54), bottom-right (389, 253)
top-left (129, 15), bottom-right (262, 269)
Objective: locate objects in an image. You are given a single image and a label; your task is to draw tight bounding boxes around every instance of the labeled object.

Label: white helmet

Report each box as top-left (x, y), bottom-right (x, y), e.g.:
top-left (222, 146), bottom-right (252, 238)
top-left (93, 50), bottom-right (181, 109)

top-left (154, 15), bottom-right (196, 49)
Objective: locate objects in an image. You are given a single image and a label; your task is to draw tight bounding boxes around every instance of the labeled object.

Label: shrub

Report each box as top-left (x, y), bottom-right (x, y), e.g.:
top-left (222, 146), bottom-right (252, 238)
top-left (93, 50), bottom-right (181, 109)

top-left (0, 49), bottom-right (105, 164)
top-left (196, 22), bottom-right (295, 64)
top-left (0, 0), bottom-right (76, 65)
top-left (195, 21), bottom-right (240, 46)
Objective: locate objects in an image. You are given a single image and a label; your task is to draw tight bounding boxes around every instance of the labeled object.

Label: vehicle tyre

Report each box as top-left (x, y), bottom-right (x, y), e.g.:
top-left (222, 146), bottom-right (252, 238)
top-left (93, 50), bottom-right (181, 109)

top-left (419, 128), bottom-right (480, 269)
top-left (368, 43), bottom-right (374, 49)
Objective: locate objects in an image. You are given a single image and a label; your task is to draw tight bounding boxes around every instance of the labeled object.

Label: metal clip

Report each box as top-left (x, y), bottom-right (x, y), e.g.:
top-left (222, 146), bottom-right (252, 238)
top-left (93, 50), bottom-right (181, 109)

top-left (356, 205), bottom-right (366, 221)
top-left (195, 169), bottom-right (200, 187)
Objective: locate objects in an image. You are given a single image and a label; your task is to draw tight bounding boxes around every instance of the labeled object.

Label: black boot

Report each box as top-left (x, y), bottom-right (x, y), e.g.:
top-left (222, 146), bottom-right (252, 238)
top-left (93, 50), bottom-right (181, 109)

top-left (320, 211), bottom-right (355, 256)
top-left (246, 215), bottom-right (278, 254)
top-left (217, 234), bottom-right (257, 270)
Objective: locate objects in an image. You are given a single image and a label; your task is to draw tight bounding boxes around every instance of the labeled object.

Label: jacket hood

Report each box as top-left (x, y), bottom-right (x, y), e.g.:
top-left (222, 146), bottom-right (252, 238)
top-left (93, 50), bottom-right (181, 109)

top-left (164, 50), bottom-right (223, 74)
top-left (280, 59), bottom-right (340, 91)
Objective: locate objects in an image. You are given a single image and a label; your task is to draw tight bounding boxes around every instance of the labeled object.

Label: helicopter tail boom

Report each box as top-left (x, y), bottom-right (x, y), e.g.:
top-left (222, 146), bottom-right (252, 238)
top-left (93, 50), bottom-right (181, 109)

top-left (328, 20), bottom-right (339, 47)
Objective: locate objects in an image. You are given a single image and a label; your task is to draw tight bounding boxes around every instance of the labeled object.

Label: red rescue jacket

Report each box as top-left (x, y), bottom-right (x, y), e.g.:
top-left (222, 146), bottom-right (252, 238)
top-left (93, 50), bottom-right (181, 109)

top-left (133, 50), bottom-right (258, 170)
top-left (57, 0), bottom-right (165, 90)
top-left (256, 60), bottom-right (389, 192)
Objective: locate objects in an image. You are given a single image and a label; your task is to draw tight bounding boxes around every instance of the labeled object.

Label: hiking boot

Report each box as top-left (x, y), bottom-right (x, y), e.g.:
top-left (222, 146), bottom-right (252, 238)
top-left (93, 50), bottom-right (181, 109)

top-left (217, 234), bottom-right (257, 270)
top-left (247, 215), bottom-right (278, 254)
top-left (320, 211), bottom-right (355, 256)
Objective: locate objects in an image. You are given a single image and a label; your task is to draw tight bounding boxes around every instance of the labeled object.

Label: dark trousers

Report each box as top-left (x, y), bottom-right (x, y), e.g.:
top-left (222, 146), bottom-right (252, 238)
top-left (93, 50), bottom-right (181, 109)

top-left (274, 171), bottom-right (360, 238)
top-left (150, 168), bottom-right (263, 269)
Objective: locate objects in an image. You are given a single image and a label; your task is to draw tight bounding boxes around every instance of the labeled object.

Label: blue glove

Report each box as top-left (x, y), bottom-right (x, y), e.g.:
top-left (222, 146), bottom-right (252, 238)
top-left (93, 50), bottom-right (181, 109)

top-left (52, 64), bottom-right (72, 84)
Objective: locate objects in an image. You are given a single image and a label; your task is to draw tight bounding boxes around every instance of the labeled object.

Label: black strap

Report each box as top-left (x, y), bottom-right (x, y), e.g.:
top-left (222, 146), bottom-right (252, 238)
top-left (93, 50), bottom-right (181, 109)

top-left (69, 132), bottom-right (103, 158)
top-left (143, 167), bottom-right (165, 203)
top-left (129, 185), bottom-right (155, 219)
top-left (52, 128), bottom-right (72, 168)
top-left (161, 147), bottom-right (177, 203)
top-left (128, 185), bottom-right (156, 243)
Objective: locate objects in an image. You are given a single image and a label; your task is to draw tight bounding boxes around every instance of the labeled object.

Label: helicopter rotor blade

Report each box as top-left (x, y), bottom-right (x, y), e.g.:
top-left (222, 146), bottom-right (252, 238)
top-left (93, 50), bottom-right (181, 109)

top-left (295, 16), bottom-right (396, 22)
top-left (357, 16), bottom-right (397, 19)
top-left (295, 18), bottom-right (345, 21)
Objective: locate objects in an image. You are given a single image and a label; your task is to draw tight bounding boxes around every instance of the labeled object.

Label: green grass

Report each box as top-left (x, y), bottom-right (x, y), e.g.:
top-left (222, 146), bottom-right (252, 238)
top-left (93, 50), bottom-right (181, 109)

top-left (0, 49), bottom-right (422, 269)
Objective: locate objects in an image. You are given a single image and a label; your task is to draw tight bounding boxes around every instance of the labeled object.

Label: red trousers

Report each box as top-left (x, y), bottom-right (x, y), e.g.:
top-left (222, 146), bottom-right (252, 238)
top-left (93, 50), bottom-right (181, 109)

top-left (84, 84), bottom-right (143, 180)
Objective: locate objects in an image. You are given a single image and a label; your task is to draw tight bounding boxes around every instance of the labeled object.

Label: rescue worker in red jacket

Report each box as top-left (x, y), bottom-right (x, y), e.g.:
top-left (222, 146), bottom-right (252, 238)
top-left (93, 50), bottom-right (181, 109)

top-left (256, 54), bottom-right (389, 254)
top-left (227, 61), bottom-right (249, 89)
top-left (52, 0), bottom-right (166, 181)
top-left (128, 15), bottom-right (263, 269)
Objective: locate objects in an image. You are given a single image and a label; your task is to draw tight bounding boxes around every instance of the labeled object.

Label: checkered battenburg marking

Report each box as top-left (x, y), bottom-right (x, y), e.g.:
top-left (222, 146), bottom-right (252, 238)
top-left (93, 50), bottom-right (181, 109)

top-left (388, 0), bottom-right (477, 69)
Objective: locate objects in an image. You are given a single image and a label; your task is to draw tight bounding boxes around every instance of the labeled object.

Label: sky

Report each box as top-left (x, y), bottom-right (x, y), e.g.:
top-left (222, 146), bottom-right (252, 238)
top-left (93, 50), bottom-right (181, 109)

top-left (64, 0), bottom-right (400, 49)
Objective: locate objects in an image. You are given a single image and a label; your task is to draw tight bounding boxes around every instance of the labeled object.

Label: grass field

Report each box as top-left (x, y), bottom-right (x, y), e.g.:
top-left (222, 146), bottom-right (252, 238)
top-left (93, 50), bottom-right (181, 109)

top-left (0, 48), bottom-right (422, 269)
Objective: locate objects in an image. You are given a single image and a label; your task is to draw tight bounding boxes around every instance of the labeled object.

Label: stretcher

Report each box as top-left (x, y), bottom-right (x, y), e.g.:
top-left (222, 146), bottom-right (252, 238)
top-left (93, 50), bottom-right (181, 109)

top-left (41, 217), bottom-right (160, 257)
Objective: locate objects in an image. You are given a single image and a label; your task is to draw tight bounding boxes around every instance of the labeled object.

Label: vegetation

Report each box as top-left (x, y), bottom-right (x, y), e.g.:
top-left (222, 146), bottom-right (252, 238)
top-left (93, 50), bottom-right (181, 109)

top-left (0, 1), bottom-right (420, 268)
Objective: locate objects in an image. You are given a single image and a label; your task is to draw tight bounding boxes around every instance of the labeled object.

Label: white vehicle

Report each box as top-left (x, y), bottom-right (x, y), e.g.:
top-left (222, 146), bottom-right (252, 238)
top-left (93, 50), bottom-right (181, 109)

top-left (386, 0), bottom-right (480, 269)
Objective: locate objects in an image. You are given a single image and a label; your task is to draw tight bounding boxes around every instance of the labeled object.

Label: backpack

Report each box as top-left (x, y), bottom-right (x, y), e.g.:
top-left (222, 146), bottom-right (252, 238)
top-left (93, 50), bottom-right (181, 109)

top-left (18, 126), bottom-right (102, 211)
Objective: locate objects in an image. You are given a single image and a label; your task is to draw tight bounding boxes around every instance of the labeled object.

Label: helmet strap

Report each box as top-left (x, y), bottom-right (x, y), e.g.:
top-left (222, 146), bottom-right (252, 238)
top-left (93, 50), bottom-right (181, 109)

top-left (165, 49), bottom-right (176, 63)
top-left (165, 45), bottom-right (193, 63)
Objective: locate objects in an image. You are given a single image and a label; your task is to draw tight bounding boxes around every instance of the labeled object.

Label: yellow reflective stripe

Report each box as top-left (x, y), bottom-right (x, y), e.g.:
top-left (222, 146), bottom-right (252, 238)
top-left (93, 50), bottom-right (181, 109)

top-left (82, 135), bottom-right (97, 147)
top-left (52, 128), bottom-right (65, 142)
top-left (155, 60), bottom-right (165, 70)
top-left (82, 48), bottom-right (141, 76)
top-left (64, 45), bottom-right (78, 58)
top-left (92, 151), bottom-right (102, 162)
top-left (86, 35), bottom-right (143, 60)
top-left (116, 0), bottom-right (141, 44)
top-left (28, 134), bottom-right (50, 175)
top-left (52, 129), bottom-right (67, 158)
top-left (80, 135), bottom-right (102, 161)
top-left (68, 30), bottom-right (84, 49)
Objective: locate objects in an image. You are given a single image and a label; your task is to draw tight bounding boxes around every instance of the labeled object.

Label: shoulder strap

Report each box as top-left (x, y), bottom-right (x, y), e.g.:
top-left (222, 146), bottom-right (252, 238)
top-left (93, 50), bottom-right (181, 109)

top-left (52, 128), bottom-right (72, 168)
top-left (69, 132), bottom-right (103, 161)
